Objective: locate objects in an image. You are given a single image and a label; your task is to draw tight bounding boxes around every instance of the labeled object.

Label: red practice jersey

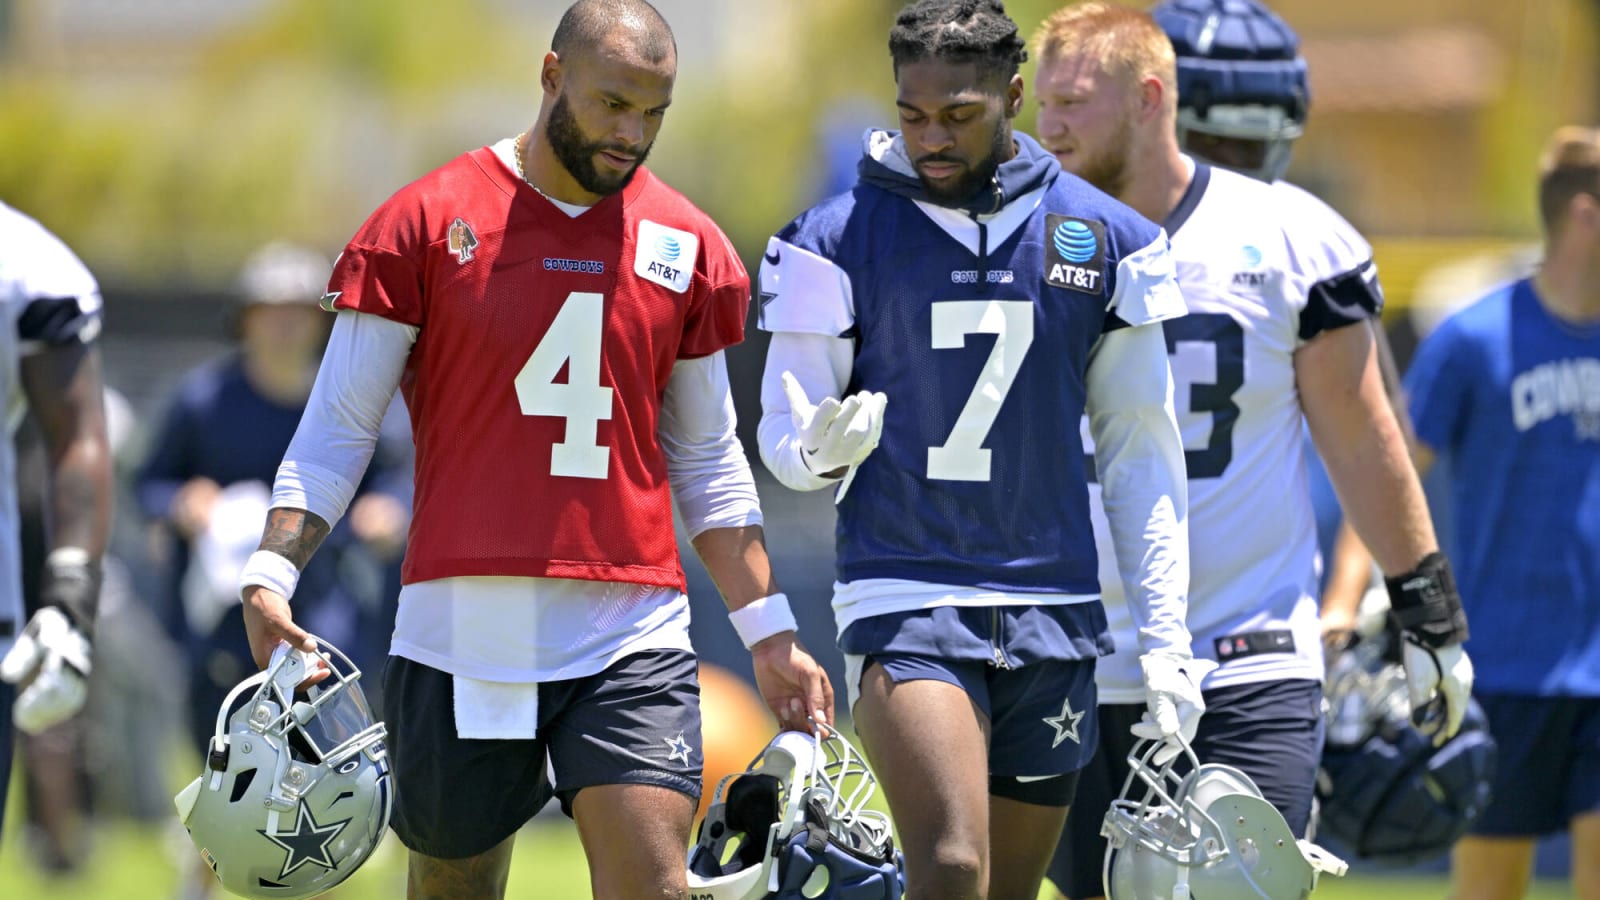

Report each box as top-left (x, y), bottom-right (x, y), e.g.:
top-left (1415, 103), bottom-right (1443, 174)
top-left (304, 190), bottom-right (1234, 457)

top-left (327, 147), bottom-right (749, 590)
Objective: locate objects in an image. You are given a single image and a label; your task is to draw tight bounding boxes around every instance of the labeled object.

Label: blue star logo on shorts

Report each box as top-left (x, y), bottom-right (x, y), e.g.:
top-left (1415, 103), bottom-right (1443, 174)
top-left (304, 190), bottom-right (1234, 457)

top-left (1043, 697), bottom-right (1085, 748)
top-left (664, 732), bottom-right (692, 765)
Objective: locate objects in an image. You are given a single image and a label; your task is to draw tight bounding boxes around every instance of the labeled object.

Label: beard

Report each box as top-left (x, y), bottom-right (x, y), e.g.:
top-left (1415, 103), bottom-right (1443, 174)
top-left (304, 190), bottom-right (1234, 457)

top-left (915, 119), bottom-right (1011, 207)
top-left (1069, 115), bottom-right (1135, 199)
top-left (545, 92), bottom-right (651, 197)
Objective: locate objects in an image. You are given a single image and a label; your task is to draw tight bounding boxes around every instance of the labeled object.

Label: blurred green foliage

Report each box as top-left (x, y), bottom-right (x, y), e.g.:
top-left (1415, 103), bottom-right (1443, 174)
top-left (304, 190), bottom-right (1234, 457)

top-left (0, 0), bottom-right (1586, 288)
top-left (0, 0), bottom-right (535, 285)
top-left (0, 0), bottom-right (1074, 288)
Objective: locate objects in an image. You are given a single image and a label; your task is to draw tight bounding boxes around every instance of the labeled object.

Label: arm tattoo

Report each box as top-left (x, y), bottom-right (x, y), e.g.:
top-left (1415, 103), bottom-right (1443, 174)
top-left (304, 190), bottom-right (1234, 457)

top-left (258, 507), bottom-right (332, 570)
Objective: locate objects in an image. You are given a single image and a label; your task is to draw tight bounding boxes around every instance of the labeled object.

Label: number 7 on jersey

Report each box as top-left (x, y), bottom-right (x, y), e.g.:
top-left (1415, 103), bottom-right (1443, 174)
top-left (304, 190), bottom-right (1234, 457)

top-left (928, 300), bottom-right (1035, 482)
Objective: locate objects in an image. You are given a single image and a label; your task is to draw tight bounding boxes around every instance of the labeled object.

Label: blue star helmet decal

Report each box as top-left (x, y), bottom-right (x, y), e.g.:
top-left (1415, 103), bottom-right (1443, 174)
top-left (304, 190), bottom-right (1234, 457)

top-left (259, 804), bottom-right (351, 880)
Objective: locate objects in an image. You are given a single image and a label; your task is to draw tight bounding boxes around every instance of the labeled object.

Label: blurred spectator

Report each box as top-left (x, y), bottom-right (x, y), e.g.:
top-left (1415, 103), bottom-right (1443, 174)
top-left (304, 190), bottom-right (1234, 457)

top-left (0, 201), bottom-right (115, 854)
top-left (9, 386), bottom-right (155, 875)
top-left (132, 242), bottom-right (408, 897)
top-left (1414, 126), bottom-right (1600, 900)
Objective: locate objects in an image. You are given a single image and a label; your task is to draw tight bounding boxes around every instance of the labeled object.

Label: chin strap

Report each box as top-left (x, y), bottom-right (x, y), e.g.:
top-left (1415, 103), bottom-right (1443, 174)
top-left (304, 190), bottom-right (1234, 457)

top-left (1173, 865), bottom-right (1191, 900)
top-left (1298, 839), bottom-right (1350, 879)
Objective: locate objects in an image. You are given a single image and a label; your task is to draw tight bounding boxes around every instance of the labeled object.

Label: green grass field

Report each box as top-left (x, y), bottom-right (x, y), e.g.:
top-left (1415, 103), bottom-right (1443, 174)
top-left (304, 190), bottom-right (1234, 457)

top-left (0, 812), bottom-right (1574, 899)
top-left (0, 744), bottom-right (1573, 899)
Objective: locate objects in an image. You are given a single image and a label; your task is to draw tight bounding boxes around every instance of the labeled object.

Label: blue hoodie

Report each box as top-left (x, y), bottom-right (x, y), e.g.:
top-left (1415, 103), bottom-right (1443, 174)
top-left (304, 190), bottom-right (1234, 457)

top-left (761, 120), bottom-right (1174, 599)
top-left (856, 127), bottom-right (1061, 217)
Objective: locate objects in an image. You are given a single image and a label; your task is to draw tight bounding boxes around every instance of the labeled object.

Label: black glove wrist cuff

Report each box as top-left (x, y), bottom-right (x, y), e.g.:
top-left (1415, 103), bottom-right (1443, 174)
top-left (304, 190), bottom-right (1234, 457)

top-left (1385, 551), bottom-right (1469, 648)
top-left (41, 553), bottom-right (102, 641)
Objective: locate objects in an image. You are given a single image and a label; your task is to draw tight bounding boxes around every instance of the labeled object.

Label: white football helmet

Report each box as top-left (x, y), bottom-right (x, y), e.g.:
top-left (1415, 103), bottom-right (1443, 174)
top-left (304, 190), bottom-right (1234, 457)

top-left (1101, 737), bottom-right (1347, 900)
top-left (175, 639), bottom-right (391, 900)
top-left (686, 727), bottom-right (904, 900)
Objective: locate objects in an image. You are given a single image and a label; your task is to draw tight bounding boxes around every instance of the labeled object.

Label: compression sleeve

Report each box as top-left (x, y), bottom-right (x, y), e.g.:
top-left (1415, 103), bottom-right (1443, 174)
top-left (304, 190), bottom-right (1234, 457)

top-left (271, 311), bottom-right (416, 526)
top-left (660, 351), bottom-right (763, 537)
top-left (1085, 321), bottom-right (1193, 657)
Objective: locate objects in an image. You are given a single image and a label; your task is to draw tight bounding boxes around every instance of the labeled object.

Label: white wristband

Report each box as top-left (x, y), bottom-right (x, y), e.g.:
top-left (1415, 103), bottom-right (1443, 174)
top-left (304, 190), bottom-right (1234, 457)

top-left (239, 550), bottom-right (300, 602)
top-left (728, 593), bottom-right (797, 649)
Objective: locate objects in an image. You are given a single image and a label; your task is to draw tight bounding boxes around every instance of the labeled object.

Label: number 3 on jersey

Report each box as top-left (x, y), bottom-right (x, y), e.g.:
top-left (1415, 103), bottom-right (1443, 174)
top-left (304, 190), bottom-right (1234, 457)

top-left (513, 291), bottom-right (614, 479)
top-left (1078, 311), bottom-right (1244, 485)
top-left (1165, 312), bottom-right (1244, 479)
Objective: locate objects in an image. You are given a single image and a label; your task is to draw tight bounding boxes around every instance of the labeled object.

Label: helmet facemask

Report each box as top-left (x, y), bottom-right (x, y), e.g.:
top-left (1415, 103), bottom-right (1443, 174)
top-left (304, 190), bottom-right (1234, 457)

top-left (1176, 103), bottom-right (1305, 183)
top-left (1101, 737), bottom-right (1347, 900)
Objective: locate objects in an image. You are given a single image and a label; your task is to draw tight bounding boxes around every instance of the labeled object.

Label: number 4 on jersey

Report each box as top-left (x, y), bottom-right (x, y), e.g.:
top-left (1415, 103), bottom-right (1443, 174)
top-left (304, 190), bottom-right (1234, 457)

top-left (513, 291), bottom-right (614, 479)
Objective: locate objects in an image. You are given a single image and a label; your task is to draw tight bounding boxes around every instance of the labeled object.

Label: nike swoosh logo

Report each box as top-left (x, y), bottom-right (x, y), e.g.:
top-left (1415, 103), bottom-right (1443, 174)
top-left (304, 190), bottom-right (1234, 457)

top-left (763, 247), bottom-right (781, 266)
top-left (1014, 774), bottom-right (1062, 783)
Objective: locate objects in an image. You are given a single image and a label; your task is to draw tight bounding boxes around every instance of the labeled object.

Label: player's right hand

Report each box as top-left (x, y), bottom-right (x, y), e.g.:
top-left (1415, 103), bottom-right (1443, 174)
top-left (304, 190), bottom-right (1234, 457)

top-left (749, 630), bottom-right (835, 736)
top-left (1131, 651), bottom-right (1213, 765)
top-left (240, 585), bottom-right (319, 673)
top-left (781, 371), bottom-right (886, 477)
top-left (1401, 638), bottom-right (1474, 746)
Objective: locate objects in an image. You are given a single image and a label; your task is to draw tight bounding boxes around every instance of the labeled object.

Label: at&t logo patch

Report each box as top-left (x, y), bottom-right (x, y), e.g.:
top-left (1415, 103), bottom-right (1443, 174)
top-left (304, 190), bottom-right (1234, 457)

top-left (1044, 214), bottom-right (1106, 293)
top-left (635, 219), bottom-right (698, 293)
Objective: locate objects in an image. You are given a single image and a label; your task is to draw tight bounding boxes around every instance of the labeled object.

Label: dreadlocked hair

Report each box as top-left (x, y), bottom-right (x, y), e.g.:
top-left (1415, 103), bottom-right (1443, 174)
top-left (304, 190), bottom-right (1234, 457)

top-left (889, 0), bottom-right (1028, 84)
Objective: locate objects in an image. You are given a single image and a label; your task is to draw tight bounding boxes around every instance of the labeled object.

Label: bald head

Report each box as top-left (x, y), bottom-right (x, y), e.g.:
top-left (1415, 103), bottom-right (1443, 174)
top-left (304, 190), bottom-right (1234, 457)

top-left (552, 0), bottom-right (676, 66)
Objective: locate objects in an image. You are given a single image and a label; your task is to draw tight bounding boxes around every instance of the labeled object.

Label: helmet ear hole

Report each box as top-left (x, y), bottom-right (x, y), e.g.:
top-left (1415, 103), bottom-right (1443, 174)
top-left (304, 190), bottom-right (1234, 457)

top-left (800, 865), bottom-right (830, 897)
top-left (724, 773), bottom-right (783, 869)
top-left (229, 768), bottom-right (258, 804)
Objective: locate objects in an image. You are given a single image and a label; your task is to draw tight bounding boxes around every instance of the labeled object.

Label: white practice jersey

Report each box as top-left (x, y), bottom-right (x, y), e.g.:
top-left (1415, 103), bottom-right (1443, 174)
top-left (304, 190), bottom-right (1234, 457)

top-left (0, 202), bottom-right (103, 654)
top-left (1090, 163), bottom-right (1382, 702)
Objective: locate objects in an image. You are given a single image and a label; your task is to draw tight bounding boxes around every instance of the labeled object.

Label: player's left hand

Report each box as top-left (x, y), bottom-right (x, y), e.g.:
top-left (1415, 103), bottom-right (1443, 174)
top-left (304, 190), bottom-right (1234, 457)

top-left (750, 631), bottom-right (835, 735)
top-left (0, 606), bottom-right (90, 734)
top-left (1131, 651), bottom-right (1215, 764)
top-left (781, 371), bottom-right (887, 477)
top-left (1401, 638), bottom-right (1474, 746)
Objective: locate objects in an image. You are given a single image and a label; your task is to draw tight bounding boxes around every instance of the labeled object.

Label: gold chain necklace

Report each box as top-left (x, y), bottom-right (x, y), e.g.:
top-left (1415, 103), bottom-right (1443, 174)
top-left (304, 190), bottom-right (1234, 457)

top-left (513, 130), bottom-right (532, 187)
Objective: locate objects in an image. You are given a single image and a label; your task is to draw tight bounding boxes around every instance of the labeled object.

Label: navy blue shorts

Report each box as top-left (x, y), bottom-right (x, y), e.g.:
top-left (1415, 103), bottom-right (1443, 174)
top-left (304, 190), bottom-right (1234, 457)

top-left (841, 604), bottom-right (1105, 804)
top-left (1471, 693), bottom-right (1600, 836)
top-left (1046, 678), bottom-right (1324, 899)
top-left (380, 649), bottom-right (703, 859)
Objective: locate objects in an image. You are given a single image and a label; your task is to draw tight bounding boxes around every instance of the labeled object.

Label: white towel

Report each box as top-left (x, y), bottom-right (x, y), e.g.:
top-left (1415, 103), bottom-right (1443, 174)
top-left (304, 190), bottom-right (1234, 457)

top-left (452, 674), bottom-right (539, 740)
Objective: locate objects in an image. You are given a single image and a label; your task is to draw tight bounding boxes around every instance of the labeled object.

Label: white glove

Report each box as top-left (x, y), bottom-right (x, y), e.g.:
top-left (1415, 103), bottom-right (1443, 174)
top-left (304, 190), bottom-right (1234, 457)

top-left (1402, 637), bottom-right (1474, 746)
top-left (781, 370), bottom-right (887, 476)
top-left (0, 606), bottom-right (91, 734)
top-left (1130, 651), bottom-right (1215, 765)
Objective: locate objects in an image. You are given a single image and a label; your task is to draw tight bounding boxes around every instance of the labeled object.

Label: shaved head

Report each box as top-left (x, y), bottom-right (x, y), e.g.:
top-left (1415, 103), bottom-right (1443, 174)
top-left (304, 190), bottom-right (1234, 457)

top-left (552, 0), bottom-right (676, 65)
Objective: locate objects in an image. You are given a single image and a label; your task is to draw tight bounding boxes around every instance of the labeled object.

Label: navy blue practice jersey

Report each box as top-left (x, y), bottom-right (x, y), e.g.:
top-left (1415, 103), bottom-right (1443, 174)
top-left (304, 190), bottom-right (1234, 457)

top-left (759, 132), bottom-right (1183, 594)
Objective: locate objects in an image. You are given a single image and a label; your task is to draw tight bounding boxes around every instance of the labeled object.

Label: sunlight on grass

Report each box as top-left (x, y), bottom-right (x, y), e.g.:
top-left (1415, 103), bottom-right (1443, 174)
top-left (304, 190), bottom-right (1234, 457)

top-left (0, 740), bottom-right (1574, 899)
top-left (2, 812), bottom-right (1577, 900)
